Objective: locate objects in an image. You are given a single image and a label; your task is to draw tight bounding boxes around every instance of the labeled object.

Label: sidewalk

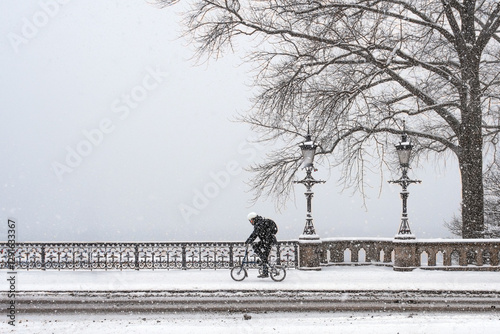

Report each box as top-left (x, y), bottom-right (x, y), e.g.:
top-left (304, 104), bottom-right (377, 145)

top-left (10, 266), bottom-right (500, 292)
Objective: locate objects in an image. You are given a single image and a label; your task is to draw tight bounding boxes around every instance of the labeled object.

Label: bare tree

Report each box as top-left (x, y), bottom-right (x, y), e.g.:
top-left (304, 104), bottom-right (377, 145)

top-left (161, 0), bottom-right (500, 238)
top-left (157, 0), bottom-right (180, 7)
top-left (483, 166), bottom-right (500, 237)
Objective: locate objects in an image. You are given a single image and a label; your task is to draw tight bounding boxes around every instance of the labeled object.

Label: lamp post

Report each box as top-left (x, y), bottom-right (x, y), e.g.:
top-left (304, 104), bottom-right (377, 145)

top-left (293, 126), bottom-right (325, 270)
top-left (388, 121), bottom-right (421, 240)
top-left (293, 128), bottom-right (325, 240)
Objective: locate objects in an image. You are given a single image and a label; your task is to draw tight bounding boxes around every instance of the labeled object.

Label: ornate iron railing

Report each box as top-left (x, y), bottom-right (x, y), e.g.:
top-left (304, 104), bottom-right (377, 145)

top-left (0, 241), bottom-right (298, 271)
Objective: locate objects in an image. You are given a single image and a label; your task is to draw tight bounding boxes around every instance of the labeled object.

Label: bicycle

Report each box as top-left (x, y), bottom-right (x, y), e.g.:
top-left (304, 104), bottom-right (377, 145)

top-left (230, 244), bottom-right (286, 282)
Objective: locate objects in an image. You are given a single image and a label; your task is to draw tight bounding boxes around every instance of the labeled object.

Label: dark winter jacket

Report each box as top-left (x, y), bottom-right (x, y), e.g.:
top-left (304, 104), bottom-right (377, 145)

top-left (245, 216), bottom-right (277, 245)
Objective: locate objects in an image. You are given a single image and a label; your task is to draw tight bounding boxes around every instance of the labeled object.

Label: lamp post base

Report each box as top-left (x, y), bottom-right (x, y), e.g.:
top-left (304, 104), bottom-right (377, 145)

top-left (299, 233), bottom-right (321, 241)
top-left (394, 233), bottom-right (416, 240)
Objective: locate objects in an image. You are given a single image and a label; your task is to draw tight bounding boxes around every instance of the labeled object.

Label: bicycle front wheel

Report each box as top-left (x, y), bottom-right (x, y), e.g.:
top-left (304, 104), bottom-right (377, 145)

top-left (230, 266), bottom-right (247, 281)
top-left (270, 265), bottom-right (286, 282)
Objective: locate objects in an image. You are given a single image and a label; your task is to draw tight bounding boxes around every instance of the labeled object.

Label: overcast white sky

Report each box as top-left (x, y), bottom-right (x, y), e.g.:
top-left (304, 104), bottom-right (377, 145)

top-left (0, 0), bottom-right (462, 242)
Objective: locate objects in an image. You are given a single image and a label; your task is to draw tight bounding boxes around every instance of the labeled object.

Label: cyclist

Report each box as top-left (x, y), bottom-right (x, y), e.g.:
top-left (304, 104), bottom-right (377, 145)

top-left (245, 212), bottom-right (278, 278)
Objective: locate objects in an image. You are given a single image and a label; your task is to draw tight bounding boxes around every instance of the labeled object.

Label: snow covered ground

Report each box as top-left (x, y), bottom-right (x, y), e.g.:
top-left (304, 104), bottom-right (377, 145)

top-left (3, 311), bottom-right (500, 334)
top-left (12, 265), bottom-right (500, 292)
top-left (2, 266), bottom-right (500, 333)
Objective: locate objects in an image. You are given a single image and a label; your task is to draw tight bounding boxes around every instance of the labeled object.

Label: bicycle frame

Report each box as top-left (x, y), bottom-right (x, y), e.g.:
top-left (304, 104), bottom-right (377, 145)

top-left (239, 245), bottom-right (260, 267)
top-left (231, 244), bottom-right (286, 282)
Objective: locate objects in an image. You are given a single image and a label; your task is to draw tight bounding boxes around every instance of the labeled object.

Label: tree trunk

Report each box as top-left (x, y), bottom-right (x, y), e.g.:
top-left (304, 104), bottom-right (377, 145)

top-left (458, 48), bottom-right (484, 238)
top-left (459, 147), bottom-right (484, 238)
top-left (455, 2), bottom-right (485, 238)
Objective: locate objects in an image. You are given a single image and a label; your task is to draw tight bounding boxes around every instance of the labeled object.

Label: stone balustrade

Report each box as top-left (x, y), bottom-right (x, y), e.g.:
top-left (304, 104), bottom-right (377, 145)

top-left (320, 237), bottom-right (500, 271)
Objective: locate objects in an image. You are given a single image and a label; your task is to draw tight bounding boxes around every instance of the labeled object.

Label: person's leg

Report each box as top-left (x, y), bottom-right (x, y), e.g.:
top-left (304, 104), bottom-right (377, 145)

top-left (260, 242), bottom-right (272, 276)
top-left (253, 241), bottom-right (268, 277)
top-left (252, 241), bottom-right (264, 262)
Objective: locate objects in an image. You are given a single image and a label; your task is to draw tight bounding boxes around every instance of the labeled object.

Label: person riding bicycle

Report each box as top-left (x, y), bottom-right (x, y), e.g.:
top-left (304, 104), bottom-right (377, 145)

top-left (245, 212), bottom-right (278, 278)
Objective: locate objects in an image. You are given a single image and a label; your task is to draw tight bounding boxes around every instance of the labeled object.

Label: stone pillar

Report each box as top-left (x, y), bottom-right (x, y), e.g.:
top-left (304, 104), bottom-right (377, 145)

top-left (383, 247), bottom-right (393, 263)
top-left (443, 250), bottom-right (452, 266)
top-left (350, 246), bottom-right (359, 263)
top-left (393, 239), bottom-right (417, 271)
top-left (366, 245), bottom-right (377, 263)
top-left (491, 249), bottom-right (499, 266)
top-left (476, 249), bottom-right (484, 266)
top-left (298, 236), bottom-right (322, 270)
top-left (427, 249), bottom-right (437, 266)
top-left (319, 243), bottom-right (328, 264)
top-left (459, 250), bottom-right (468, 266)
top-left (329, 244), bottom-right (344, 263)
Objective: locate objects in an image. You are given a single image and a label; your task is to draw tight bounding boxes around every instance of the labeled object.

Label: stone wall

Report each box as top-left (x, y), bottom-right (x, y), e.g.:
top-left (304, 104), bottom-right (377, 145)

top-left (321, 238), bottom-right (500, 271)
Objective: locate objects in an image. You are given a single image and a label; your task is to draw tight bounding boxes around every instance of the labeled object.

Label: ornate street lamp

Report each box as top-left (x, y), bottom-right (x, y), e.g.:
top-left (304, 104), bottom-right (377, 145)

top-left (388, 121), bottom-right (421, 239)
top-left (294, 126), bottom-right (325, 240)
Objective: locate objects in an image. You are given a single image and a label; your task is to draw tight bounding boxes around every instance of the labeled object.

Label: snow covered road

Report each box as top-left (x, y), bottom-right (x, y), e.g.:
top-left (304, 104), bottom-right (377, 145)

top-left (2, 311), bottom-right (500, 334)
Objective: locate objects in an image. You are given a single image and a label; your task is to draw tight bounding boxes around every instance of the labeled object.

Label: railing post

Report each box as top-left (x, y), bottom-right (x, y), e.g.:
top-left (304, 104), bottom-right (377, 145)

top-left (229, 244), bottom-right (234, 268)
top-left (89, 245), bottom-right (93, 271)
top-left (182, 244), bottom-right (187, 270)
top-left (294, 242), bottom-right (299, 268)
top-left (72, 244), bottom-right (76, 270)
top-left (41, 244), bottom-right (46, 271)
top-left (276, 243), bottom-right (281, 265)
top-left (134, 244), bottom-right (139, 271)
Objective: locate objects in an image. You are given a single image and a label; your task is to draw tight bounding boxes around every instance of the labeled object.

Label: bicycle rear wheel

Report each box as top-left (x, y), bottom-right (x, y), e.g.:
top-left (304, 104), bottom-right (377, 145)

top-left (230, 266), bottom-right (247, 281)
top-left (270, 265), bottom-right (286, 282)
